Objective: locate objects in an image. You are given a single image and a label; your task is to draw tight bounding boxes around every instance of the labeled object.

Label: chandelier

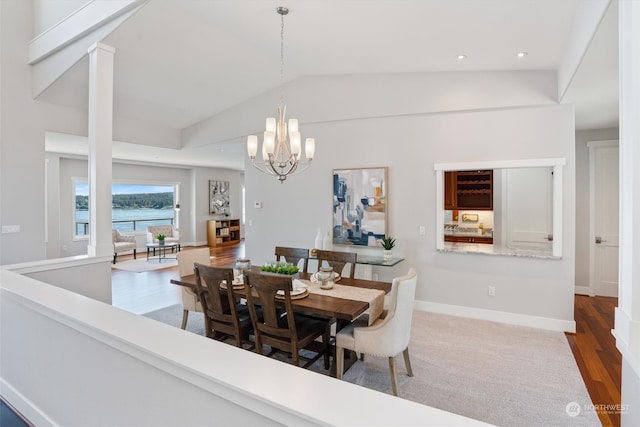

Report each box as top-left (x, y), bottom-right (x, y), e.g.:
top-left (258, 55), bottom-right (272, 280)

top-left (247, 6), bottom-right (315, 183)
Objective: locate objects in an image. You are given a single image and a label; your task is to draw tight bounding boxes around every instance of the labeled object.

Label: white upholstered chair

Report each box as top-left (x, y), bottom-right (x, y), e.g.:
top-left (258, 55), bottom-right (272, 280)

top-left (147, 225), bottom-right (181, 251)
top-left (335, 268), bottom-right (417, 396)
top-left (112, 229), bottom-right (137, 264)
top-left (176, 248), bottom-right (211, 329)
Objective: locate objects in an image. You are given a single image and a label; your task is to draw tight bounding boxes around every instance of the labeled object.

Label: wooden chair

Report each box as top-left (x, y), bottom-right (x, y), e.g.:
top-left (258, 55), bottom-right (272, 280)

top-left (176, 248), bottom-right (210, 329)
top-left (335, 268), bottom-right (417, 396)
top-left (193, 263), bottom-right (254, 348)
top-left (316, 250), bottom-right (357, 279)
top-left (243, 270), bottom-right (331, 369)
top-left (275, 246), bottom-right (310, 273)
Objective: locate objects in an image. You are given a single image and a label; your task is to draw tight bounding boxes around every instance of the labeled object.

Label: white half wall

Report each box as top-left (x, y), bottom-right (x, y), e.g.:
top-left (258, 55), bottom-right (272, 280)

top-left (0, 268), bottom-right (484, 427)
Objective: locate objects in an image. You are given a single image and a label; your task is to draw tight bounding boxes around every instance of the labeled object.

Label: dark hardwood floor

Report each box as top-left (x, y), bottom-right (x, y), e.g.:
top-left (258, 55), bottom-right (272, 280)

top-left (565, 295), bottom-right (621, 427)
top-left (111, 244), bottom-right (622, 426)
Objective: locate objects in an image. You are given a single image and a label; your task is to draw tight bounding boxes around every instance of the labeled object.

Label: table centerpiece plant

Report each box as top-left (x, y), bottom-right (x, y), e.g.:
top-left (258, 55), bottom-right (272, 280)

top-left (380, 235), bottom-right (396, 261)
top-left (156, 233), bottom-right (166, 245)
top-left (261, 261), bottom-right (300, 277)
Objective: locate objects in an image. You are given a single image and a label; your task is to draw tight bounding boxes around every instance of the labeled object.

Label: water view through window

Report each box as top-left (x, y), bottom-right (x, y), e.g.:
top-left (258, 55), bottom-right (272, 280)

top-left (75, 183), bottom-right (176, 236)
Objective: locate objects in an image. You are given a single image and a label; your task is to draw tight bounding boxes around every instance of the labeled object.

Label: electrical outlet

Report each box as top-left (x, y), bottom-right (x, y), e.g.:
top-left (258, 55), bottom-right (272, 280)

top-left (488, 286), bottom-right (496, 297)
top-left (419, 225), bottom-right (426, 235)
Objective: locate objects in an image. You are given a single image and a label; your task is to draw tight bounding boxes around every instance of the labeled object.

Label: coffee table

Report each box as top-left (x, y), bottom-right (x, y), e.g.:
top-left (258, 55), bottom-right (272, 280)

top-left (146, 242), bottom-right (179, 262)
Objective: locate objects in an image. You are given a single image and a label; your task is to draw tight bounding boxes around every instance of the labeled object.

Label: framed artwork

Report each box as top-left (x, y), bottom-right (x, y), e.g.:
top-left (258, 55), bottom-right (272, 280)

top-left (332, 167), bottom-right (388, 246)
top-left (209, 180), bottom-right (230, 215)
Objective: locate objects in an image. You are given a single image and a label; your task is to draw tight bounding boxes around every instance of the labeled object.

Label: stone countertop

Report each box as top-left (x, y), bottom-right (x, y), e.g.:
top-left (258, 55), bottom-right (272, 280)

top-left (444, 228), bottom-right (493, 238)
top-left (439, 242), bottom-right (560, 259)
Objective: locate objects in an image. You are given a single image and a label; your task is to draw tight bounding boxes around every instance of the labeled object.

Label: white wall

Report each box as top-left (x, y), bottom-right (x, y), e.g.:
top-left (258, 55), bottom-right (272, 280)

top-left (574, 128), bottom-right (618, 293)
top-left (622, 360), bottom-right (640, 427)
top-left (245, 99), bottom-right (576, 330)
top-left (0, 0), bottom-right (181, 265)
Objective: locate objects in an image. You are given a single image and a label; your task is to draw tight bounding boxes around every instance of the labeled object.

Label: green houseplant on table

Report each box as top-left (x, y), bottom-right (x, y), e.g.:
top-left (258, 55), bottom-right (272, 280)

top-left (156, 233), bottom-right (166, 245)
top-left (261, 261), bottom-right (300, 277)
top-left (380, 235), bottom-right (396, 261)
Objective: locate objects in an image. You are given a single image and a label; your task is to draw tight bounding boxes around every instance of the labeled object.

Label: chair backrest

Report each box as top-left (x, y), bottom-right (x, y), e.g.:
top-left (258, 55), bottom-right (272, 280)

top-left (148, 224), bottom-right (174, 238)
top-left (354, 268), bottom-right (417, 356)
top-left (193, 263), bottom-right (243, 341)
top-left (244, 270), bottom-right (298, 350)
top-left (316, 250), bottom-right (357, 279)
top-left (112, 229), bottom-right (121, 242)
top-left (275, 246), bottom-right (310, 273)
top-left (176, 248), bottom-right (211, 278)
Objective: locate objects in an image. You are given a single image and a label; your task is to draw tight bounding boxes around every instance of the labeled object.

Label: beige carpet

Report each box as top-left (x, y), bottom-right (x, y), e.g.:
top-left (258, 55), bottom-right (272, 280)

top-left (143, 306), bottom-right (600, 427)
top-left (112, 257), bottom-right (178, 272)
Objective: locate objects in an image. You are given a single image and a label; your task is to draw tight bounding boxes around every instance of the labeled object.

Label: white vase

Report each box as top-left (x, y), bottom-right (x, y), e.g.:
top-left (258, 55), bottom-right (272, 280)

top-left (314, 229), bottom-right (323, 250)
top-left (383, 249), bottom-right (393, 261)
top-left (323, 232), bottom-right (332, 250)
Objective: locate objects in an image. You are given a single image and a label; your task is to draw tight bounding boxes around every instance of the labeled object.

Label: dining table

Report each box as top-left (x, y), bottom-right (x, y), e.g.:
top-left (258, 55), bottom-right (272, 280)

top-left (170, 266), bottom-right (392, 375)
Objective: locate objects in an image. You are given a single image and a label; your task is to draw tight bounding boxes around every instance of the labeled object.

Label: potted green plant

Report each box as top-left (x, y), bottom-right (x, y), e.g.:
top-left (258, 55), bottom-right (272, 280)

top-left (156, 233), bottom-right (166, 245)
top-left (260, 261), bottom-right (300, 278)
top-left (380, 236), bottom-right (396, 261)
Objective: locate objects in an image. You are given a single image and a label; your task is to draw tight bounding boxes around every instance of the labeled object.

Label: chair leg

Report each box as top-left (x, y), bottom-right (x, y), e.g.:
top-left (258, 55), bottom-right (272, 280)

top-left (133, 249), bottom-right (137, 260)
top-left (254, 337), bottom-right (263, 355)
top-left (113, 253), bottom-right (117, 264)
top-left (403, 347), bottom-right (414, 377)
top-left (388, 356), bottom-right (399, 397)
top-left (181, 309), bottom-right (189, 329)
top-left (291, 344), bottom-right (299, 366)
top-left (323, 326), bottom-right (331, 370)
top-left (336, 345), bottom-right (344, 379)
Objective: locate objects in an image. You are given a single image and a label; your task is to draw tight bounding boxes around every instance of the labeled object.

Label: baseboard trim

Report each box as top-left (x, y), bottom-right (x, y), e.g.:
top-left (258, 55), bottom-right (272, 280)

top-left (414, 300), bottom-right (576, 333)
top-left (574, 285), bottom-right (592, 296)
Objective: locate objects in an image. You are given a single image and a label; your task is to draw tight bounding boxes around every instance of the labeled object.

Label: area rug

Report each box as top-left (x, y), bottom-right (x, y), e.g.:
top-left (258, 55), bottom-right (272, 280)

top-left (142, 305), bottom-right (600, 427)
top-left (111, 258), bottom-right (178, 273)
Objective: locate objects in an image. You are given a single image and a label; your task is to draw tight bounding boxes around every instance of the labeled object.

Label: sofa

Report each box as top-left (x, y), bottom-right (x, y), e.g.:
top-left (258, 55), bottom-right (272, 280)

top-left (147, 225), bottom-right (181, 251)
top-left (112, 229), bottom-right (137, 264)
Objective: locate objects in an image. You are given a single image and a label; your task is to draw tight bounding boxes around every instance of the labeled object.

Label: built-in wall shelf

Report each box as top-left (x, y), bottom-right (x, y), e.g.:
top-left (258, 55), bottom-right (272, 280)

top-left (444, 170), bottom-right (493, 210)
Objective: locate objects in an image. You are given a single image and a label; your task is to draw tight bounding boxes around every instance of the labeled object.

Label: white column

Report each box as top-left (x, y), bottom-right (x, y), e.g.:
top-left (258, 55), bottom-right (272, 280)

top-left (615, 2), bottom-right (640, 423)
top-left (86, 42), bottom-right (115, 258)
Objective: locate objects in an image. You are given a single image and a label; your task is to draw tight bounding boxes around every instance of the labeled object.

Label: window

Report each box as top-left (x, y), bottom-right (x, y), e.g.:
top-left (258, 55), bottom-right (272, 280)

top-left (74, 182), bottom-right (177, 238)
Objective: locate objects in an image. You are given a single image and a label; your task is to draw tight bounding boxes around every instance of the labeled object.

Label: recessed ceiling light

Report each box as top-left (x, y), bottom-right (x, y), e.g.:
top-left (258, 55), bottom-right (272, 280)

top-left (456, 54), bottom-right (467, 60)
top-left (517, 52), bottom-right (528, 58)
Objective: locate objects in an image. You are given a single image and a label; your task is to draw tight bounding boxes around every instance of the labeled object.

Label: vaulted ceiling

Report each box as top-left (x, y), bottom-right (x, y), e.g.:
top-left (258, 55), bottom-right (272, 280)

top-left (41, 0), bottom-right (618, 169)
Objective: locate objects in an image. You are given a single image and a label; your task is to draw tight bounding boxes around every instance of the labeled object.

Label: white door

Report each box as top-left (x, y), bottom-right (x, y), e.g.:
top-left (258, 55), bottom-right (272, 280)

top-left (589, 141), bottom-right (619, 297)
top-left (504, 167), bottom-right (553, 249)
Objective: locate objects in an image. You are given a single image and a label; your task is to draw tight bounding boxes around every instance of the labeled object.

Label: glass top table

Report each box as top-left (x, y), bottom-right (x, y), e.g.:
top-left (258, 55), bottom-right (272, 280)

top-left (146, 242), bottom-right (178, 262)
top-left (354, 256), bottom-right (404, 267)
top-left (308, 253), bottom-right (404, 267)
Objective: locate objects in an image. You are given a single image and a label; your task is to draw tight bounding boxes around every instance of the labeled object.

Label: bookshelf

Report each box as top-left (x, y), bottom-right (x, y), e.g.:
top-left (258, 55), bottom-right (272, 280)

top-left (207, 219), bottom-right (241, 247)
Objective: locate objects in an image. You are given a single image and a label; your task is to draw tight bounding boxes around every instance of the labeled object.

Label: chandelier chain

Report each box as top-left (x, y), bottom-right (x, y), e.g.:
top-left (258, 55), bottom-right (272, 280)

top-left (280, 9), bottom-right (285, 106)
